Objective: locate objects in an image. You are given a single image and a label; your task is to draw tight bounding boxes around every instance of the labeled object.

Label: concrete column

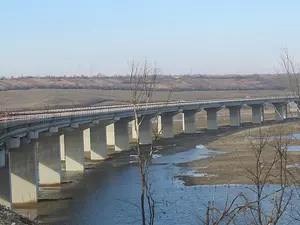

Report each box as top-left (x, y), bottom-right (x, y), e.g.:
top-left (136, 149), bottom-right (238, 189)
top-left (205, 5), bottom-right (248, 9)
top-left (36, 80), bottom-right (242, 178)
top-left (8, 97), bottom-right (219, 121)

top-left (295, 101), bottom-right (300, 118)
top-left (274, 103), bottom-right (287, 121)
top-left (90, 124), bottom-right (107, 160)
top-left (183, 111), bottom-right (196, 133)
top-left (139, 116), bottom-right (153, 144)
top-left (64, 128), bottom-right (85, 171)
top-left (206, 108), bottom-right (219, 130)
top-left (0, 149), bottom-right (4, 167)
top-left (229, 107), bottom-right (241, 127)
top-left (106, 124), bottom-right (115, 146)
top-left (83, 128), bottom-right (91, 153)
top-left (0, 152), bottom-right (11, 208)
top-left (60, 134), bottom-right (65, 161)
top-left (131, 120), bottom-right (138, 139)
top-left (158, 114), bottom-right (174, 138)
top-left (37, 134), bottom-right (62, 186)
top-left (114, 119), bottom-right (130, 151)
top-left (251, 105), bottom-right (264, 123)
top-left (9, 139), bottom-right (39, 204)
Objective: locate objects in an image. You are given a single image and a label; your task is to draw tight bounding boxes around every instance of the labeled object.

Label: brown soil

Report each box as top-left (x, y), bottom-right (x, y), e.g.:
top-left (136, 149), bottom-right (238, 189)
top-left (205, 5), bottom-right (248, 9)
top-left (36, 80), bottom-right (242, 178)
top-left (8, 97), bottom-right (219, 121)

top-left (177, 121), bottom-right (300, 186)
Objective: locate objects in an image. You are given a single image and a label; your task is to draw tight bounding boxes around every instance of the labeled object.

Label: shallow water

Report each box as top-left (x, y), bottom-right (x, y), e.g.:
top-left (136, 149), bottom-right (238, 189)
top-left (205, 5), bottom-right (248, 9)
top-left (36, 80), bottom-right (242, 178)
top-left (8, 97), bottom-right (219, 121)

top-left (286, 145), bottom-right (300, 151)
top-left (37, 145), bottom-right (298, 225)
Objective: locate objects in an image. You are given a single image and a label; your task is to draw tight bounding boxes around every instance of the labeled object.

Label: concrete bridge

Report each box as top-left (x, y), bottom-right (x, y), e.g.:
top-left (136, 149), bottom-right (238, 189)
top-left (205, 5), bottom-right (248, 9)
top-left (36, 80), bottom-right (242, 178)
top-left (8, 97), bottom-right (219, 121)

top-left (0, 96), bottom-right (299, 208)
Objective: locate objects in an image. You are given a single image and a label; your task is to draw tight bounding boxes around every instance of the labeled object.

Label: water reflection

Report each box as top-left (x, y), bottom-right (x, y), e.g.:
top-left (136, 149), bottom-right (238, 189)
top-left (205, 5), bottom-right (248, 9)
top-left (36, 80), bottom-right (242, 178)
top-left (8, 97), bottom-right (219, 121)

top-left (44, 145), bottom-right (296, 225)
top-left (152, 145), bottom-right (223, 164)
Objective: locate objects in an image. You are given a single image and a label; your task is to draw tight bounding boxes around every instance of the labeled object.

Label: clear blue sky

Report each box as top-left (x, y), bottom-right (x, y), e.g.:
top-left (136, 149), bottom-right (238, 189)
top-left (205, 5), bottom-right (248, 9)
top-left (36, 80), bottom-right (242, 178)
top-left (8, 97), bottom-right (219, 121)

top-left (1, 0), bottom-right (300, 77)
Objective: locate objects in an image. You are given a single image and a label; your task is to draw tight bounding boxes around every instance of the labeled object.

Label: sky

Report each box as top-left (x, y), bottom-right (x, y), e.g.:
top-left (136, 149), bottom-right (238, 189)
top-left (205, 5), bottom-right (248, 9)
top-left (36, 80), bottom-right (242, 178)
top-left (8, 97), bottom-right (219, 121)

top-left (1, 0), bottom-right (300, 77)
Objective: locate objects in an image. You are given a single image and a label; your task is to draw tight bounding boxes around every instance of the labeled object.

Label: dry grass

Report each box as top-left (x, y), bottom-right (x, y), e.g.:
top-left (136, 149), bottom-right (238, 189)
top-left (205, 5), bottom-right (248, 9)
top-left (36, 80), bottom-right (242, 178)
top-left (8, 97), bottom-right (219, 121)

top-left (0, 89), bottom-right (290, 109)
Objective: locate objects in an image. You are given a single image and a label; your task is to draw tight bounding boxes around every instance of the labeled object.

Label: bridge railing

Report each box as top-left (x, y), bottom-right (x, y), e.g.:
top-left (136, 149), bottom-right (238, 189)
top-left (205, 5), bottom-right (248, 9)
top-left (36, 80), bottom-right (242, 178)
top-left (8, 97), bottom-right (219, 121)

top-left (1, 95), bottom-right (298, 115)
top-left (0, 96), bottom-right (299, 129)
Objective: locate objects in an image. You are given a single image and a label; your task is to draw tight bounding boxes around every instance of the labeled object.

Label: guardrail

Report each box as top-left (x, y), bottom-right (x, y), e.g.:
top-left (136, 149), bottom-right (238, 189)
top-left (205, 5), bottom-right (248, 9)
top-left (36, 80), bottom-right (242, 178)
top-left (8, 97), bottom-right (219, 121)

top-left (1, 95), bottom-right (298, 116)
top-left (0, 95), bottom-right (298, 124)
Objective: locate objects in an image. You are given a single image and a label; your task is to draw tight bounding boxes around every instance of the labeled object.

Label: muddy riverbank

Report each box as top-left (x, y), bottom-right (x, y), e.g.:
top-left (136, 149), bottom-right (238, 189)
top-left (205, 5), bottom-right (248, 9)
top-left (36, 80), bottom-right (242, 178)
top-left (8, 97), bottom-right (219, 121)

top-left (177, 121), bottom-right (300, 186)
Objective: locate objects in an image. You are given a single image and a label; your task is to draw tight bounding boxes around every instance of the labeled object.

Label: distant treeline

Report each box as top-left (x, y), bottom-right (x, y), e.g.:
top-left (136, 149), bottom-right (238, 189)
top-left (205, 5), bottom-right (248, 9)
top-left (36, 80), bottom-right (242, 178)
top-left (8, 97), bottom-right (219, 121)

top-left (0, 74), bottom-right (288, 92)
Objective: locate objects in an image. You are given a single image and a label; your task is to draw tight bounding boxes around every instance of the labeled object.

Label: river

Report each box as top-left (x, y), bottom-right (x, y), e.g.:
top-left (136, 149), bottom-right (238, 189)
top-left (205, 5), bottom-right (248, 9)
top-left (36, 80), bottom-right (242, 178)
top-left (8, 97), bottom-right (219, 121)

top-left (14, 125), bottom-right (300, 225)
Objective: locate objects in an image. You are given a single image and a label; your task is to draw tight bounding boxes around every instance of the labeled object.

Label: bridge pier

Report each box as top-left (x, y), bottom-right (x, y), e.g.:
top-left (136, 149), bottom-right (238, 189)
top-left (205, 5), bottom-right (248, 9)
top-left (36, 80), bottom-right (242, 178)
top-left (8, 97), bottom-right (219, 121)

top-left (60, 134), bottom-right (65, 161)
top-left (83, 128), bottom-right (91, 153)
top-left (251, 105), bottom-right (264, 123)
top-left (139, 116), bottom-right (153, 144)
top-left (106, 124), bottom-right (115, 146)
top-left (183, 110), bottom-right (197, 133)
top-left (38, 134), bottom-right (62, 186)
top-left (90, 124), bottom-right (107, 160)
top-left (229, 106), bottom-right (241, 127)
top-left (9, 139), bottom-right (39, 204)
top-left (274, 103), bottom-right (287, 121)
top-left (131, 120), bottom-right (138, 139)
top-left (206, 108), bottom-right (219, 130)
top-left (64, 128), bottom-right (85, 171)
top-left (0, 152), bottom-right (11, 208)
top-left (114, 119), bottom-right (130, 151)
top-left (295, 101), bottom-right (300, 117)
top-left (158, 114), bottom-right (174, 138)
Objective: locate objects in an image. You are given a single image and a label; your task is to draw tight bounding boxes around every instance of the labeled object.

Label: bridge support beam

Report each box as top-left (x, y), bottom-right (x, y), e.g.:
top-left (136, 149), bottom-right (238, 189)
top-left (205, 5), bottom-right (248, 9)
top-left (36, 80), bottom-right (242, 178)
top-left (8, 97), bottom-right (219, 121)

top-left (64, 128), bottom-right (85, 171)
top-left (139, 116), bottom-right (153, 144)
top-left (206, 108), bottom-right (219, 130)
top-left (114, 119), bottom-right (130, 151)
top-left (158, 114), bottom-right (174, 138)
top-left (0, 152), bottom-right (11, 208)
top-left (183, 111), bottom-right (197, 133)
top-left (90, 124), bottom-right (107, 160)
top-left (251, 105), bottom-right (264, 123)
top-left (38, 134), bottom-right (62, 186)
top-left (9, 139), bottom-right (39, 204)
top-left (106, 124), bottom-right (115, 146)
top-left (274, 103), bottom-right (287, 121)
top-left (229, 106), bottom-right (241, 127)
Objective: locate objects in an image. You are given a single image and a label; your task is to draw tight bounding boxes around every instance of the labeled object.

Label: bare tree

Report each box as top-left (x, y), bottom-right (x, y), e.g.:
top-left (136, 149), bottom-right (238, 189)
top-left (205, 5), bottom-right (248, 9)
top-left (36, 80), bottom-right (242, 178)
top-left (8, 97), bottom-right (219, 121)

top-left (129, 60), bottom-right (172, 225)
top-left (279, 48), bottom-right (300, 118)
top-left (202, 125), bottom-right (296, 225)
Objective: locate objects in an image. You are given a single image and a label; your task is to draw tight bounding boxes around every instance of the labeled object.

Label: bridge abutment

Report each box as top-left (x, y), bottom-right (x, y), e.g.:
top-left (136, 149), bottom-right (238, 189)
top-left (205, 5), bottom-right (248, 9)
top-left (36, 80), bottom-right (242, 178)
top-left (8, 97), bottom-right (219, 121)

top-left (206, 108), bottom-right (219, 130)
top-left (183, 111), bottom-right (197, 133)
top-left (64, 128), bottom-right (85, 171)
top-left (158, 114), bottom-right (174, 138)
top-left (251, 105), bottom-right (264, 123)
top-left (38, 134), bottom-right (62, 186)
top-left (90, 124), bottom-right (107, 160)
top-left (229, 106), bottom-right (241, 127)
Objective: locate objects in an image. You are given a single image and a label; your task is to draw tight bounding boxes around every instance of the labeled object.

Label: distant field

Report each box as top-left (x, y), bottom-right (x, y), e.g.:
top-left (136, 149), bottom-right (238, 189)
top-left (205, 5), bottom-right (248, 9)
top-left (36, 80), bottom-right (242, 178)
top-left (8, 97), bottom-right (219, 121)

top-left (0, 74), bottom-right (291, 91)
top-left (0, 89), bottom-right (291, 109)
